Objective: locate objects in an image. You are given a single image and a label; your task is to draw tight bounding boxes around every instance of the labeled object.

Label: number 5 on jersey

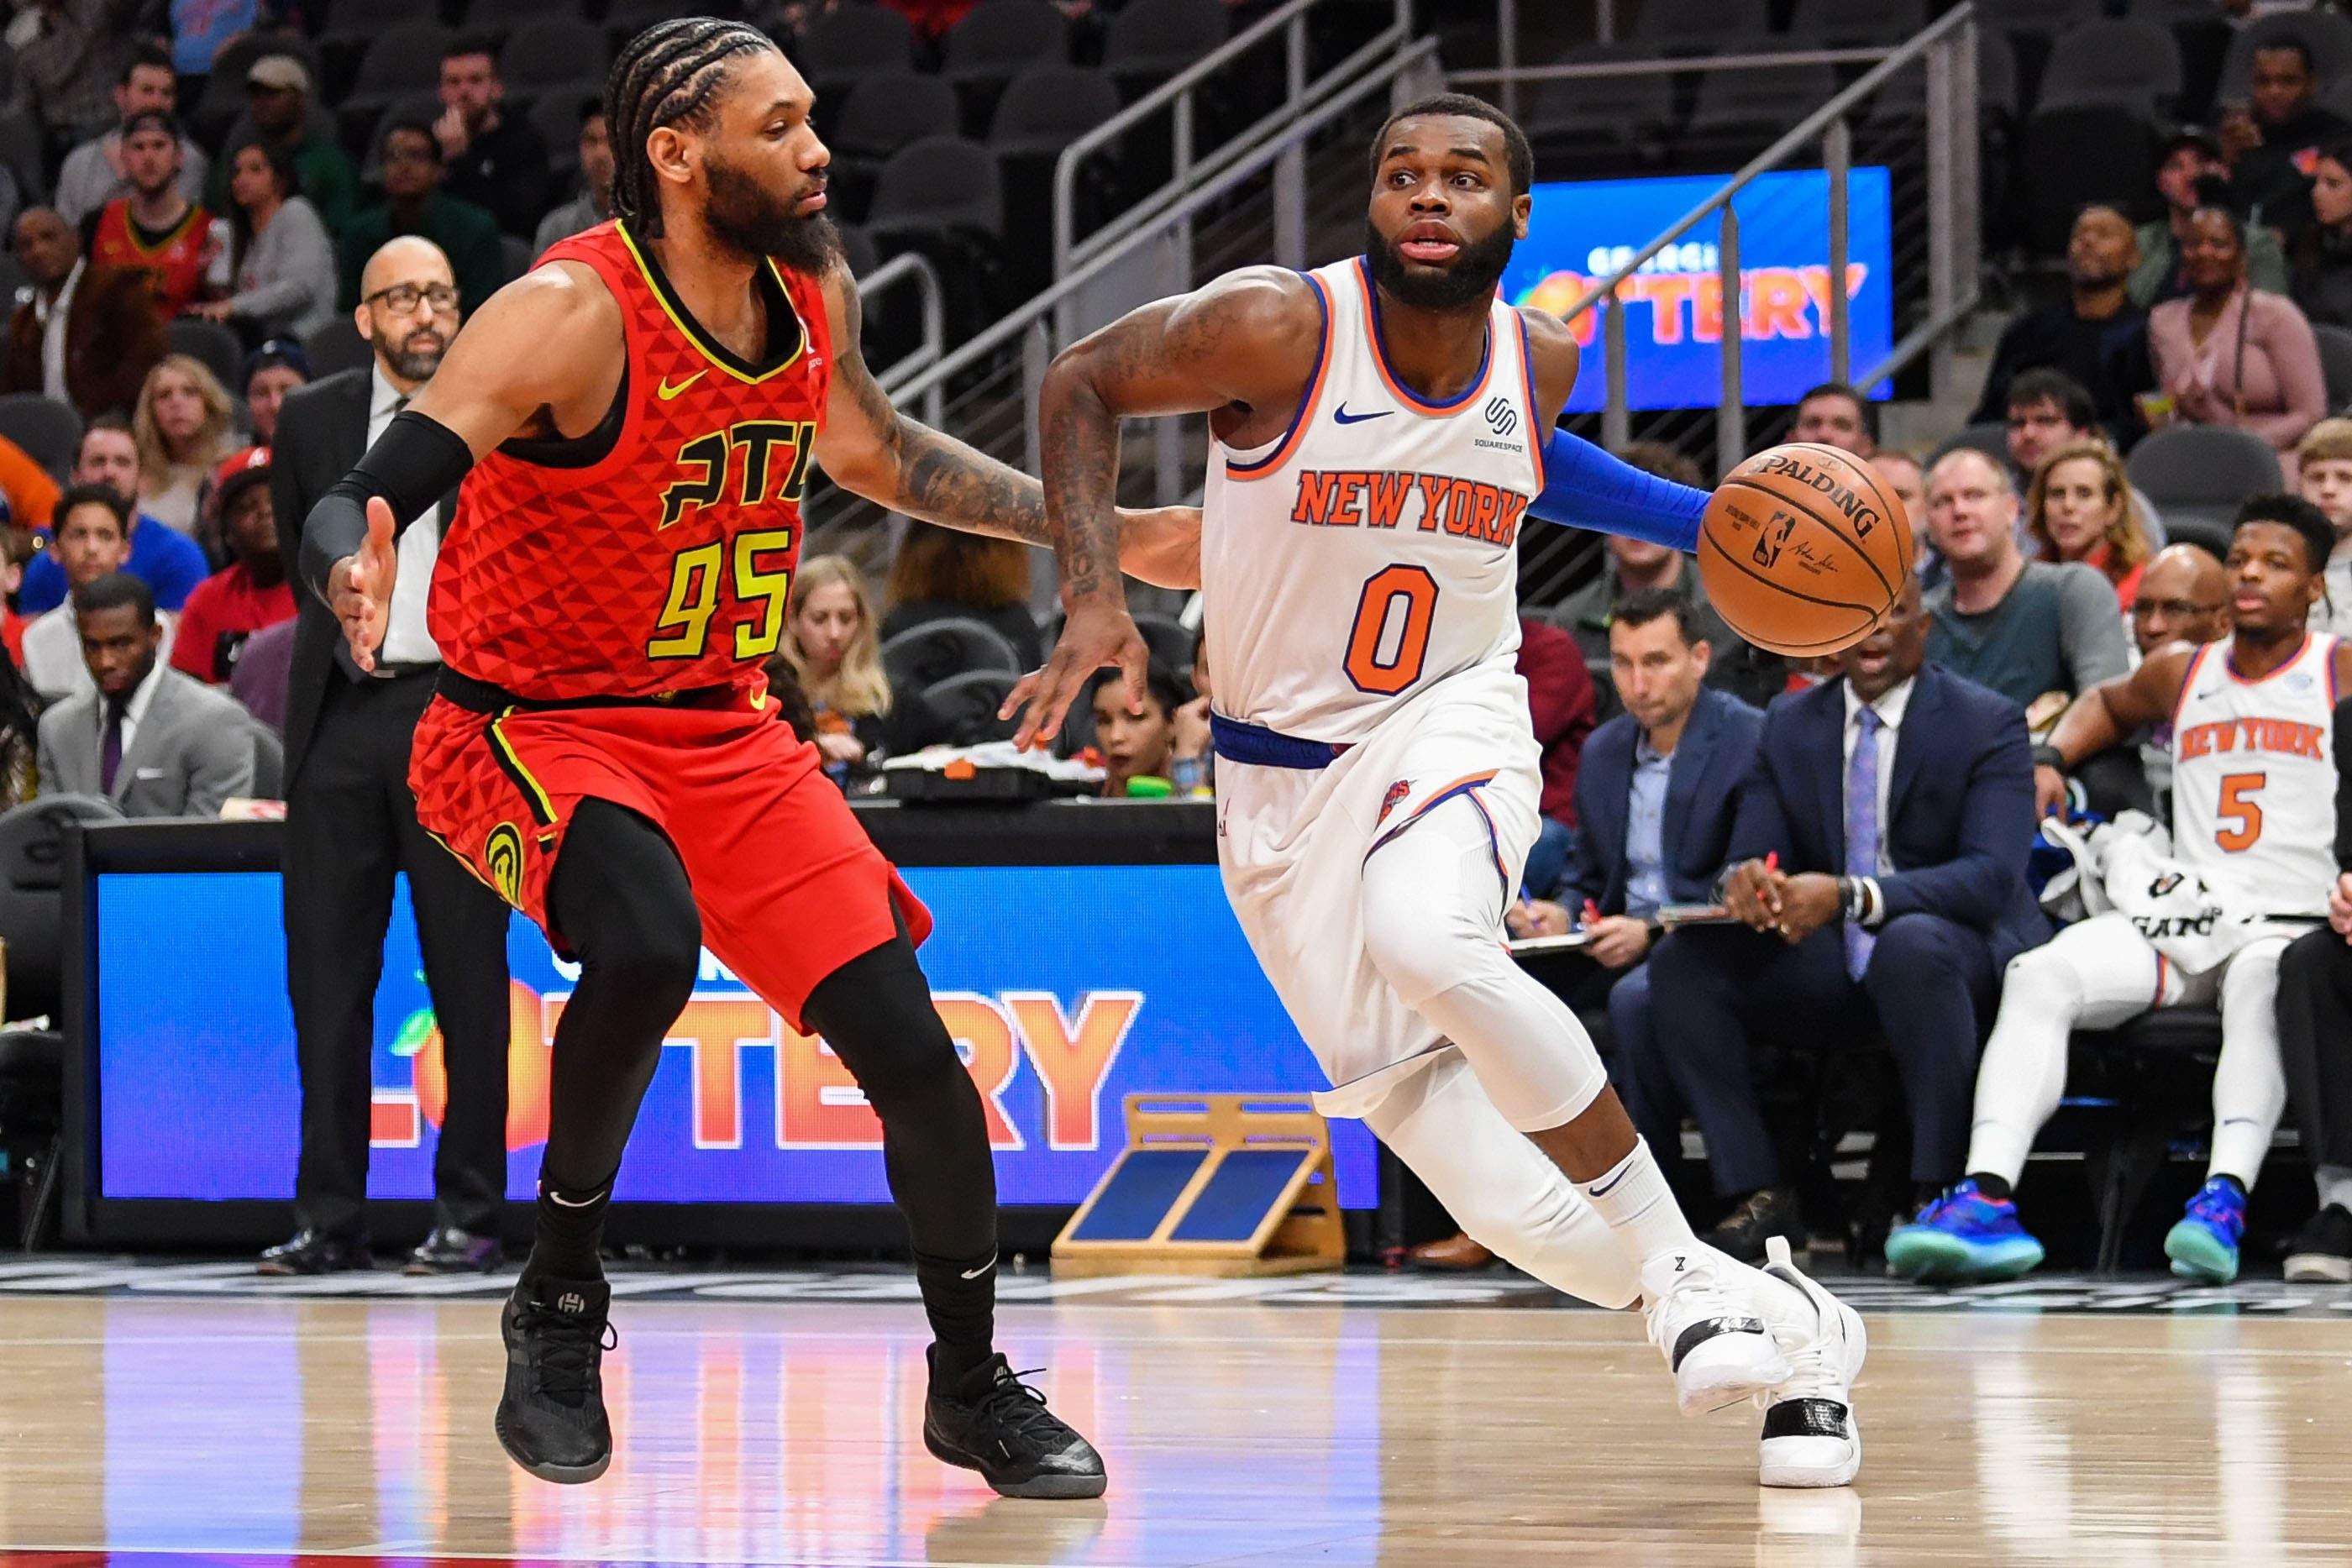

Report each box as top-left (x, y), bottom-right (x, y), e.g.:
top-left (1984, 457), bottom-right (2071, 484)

top-left (649, 529), bottom-right (795, 660)
top-left (2214, 770), bottom-right (2265, 852)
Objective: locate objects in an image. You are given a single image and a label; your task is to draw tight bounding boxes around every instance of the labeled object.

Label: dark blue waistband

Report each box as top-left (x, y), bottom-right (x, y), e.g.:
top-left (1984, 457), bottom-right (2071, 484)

top-left (1210, 712), bottom-right (1351, 769)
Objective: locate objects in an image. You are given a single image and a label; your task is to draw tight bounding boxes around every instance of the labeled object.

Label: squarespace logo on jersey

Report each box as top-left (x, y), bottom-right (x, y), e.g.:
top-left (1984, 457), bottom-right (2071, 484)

top-left (369, 957), bottom-right (1141, 1156)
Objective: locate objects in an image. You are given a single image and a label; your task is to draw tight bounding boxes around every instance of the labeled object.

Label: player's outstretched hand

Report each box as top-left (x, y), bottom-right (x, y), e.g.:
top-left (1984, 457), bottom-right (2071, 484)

top-left (329, 496), bottom-right (398, 673)
top-left (1001, 598), bottom-right (1150, 751)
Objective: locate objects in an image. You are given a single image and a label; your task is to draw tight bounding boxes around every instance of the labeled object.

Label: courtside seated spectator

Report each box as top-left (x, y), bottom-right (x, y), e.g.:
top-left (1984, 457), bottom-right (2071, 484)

top-left (229, 617), bottom-right (294, 735)
top-left (1971, 204), bottom-right (2155, 448)
top-left (193, 139), bottom-right (338, 342)
top-left (2024, 441), bottom-right (2156, 611)
top-left (2128, 544), bottom-right (2229, 819)
top-left (54, 43), bottom-right (208, 228)
top-left (2148, 202), bottom-right (2327, 480)
top-left (884, 524), bottom-right (1045, 670)
top-left (1545, 441), bottom-right (1783, 714)
top-left (2224, 36), bottom-right (2347, 234)
top-left (771, 554), bottom-right (891, 780)
top-left (37, 572), bottom-right (253, 816)
top-left (3, 205), bottom-right (166, 419)
top-left (131, 354), bottom-right (237, 538)
top-left (172, 448), bottom-right (293, 684)
top-left (534, 109), bottom-right (615, 259)
top-left (2292, 136), bottom-right (2352, 328)
top-left (339, 120), bottom-right (506, 320)
top-left (2136, 136), bottom-right (2289, 307)
top-left (1519, 588), bottom-right (1761, 1004)
top-left (1921, 449), bottom-right (2132, 722)
top-left (1641, 580), bottom-right (2043, 1261)
top-left (24, 485), bottom-right (175, 700)
top-left (89, 111), bottom-right (212, 320)
top-left (0, 527), bottom-right (31, 666)
top-left (0, 630), bottom-right (38, 812)
top-left (1518, 615), bottom-right (1595, 899)
top-left (436, 37), bottom-right (552, 239)
top-left (1871, 449), bottom-right (1935, 590)
top-left (1789, 381), bottom-right (1875, 457)
top-left (14, 0), bottom-right (134, 149)
top-left (211, 55), bottom-right (358, 237)
top-left (1892, 498), bottom-right (2341, 1287)
top-left (243, 340), bottom-right (309, 448)
top-left (2003, 369), bottom-right (2167, 544)
top-left (19, 417), bottom-right (207, 613)
top-left (1089, 664), bottom-right (1189, 798)
top-left (2300, 417), bottom-right (2352, 633)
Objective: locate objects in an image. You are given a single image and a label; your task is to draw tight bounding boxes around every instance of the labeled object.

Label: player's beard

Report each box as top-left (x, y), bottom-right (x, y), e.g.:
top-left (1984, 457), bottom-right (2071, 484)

top-left (1364, 218), bottom-right (1515, 312)
top-left (706, 151), bottom-right (838, 275)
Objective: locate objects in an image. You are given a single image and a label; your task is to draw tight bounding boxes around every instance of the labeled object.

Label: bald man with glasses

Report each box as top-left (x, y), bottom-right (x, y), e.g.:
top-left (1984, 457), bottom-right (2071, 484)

top-left (265, 235), bottom-right (514, 1278)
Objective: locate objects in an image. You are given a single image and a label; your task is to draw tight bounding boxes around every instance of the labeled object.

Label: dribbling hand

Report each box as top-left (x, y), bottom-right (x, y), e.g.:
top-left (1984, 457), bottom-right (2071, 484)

top-left (1000, 598), bottom-right (1150, 752)
top-left (329, 496), bottom-right (398, 673)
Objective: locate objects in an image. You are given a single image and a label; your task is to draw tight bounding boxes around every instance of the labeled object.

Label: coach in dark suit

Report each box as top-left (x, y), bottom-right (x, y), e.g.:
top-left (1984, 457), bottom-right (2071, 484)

top-left (1641, 578), bottom-right (2046, 1260)
top-left (263, 234), bottom-right (512, 1277)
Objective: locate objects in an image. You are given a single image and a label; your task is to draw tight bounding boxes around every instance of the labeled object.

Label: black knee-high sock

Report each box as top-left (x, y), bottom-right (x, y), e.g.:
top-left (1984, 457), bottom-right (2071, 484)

top-left (522, 799), bottom-right (701, 1285)
top-left (802, 932), bottom-right (1000, 1388)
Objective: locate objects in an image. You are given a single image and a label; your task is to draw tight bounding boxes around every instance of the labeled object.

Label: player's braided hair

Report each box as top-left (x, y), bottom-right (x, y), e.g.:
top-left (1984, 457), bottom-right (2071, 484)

top-left (607, 17), bottom-right (777, 239)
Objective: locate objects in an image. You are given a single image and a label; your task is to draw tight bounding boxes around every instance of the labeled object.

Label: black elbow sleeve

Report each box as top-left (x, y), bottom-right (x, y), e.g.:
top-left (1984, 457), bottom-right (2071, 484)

top-left (301, 410), bottom-right (477, 603)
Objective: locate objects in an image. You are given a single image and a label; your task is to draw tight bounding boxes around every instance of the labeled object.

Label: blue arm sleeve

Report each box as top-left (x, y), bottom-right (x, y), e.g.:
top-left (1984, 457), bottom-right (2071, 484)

top-left (1527, 427), bottom-right (1707, 553)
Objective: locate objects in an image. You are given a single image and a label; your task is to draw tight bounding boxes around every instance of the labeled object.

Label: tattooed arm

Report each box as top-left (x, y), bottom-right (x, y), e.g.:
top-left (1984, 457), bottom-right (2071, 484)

top-left (812, 264), bottom-right (1200, 590)
top-left (999, 266), bottom-right (1324, 746)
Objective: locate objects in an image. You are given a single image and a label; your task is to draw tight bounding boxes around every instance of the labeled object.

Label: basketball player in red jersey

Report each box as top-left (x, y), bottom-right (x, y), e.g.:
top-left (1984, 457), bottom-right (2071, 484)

top-left (300, 18), bottom-right (1186, 1496)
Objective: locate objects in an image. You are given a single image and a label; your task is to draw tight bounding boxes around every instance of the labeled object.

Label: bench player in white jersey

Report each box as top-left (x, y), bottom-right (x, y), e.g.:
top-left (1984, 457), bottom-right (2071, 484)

top-left (1005, 94), bottom-right (1867, 1488)
top-left (1888, 496), bottom-right (2348, 1286)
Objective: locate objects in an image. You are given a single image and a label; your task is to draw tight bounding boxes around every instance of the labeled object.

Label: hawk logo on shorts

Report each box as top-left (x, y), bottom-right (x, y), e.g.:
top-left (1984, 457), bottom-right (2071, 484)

top-left (1378, 779), bottom-right (1411, 824)
top-left (484, 822), bottom-right (526, 908)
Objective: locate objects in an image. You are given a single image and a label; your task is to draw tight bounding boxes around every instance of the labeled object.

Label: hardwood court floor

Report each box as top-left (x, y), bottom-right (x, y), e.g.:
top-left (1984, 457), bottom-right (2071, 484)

top-left (1, 1287), bottom-right (2350, 1565)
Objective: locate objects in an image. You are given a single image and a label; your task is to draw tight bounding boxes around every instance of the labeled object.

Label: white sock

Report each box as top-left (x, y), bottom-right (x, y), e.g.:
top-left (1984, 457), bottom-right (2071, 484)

top-left (1576, 1137), bottom-right (1698, 1276)
top-left (2318, 1164), bottom-right (2352, 1215)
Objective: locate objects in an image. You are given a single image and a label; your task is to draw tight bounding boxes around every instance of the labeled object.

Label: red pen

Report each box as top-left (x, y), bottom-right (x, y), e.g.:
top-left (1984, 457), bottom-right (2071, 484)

top-left (1765, 851), bottom-right (1779, 872)
top-left (1582, 899), bottom-right (1602, 930)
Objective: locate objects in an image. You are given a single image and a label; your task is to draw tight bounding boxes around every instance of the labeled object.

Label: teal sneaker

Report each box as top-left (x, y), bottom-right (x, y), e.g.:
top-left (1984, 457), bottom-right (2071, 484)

top-left (1883, 1180), bottom-right (2045, 1283)
top-left (2163, 1176), bottom-right (2246, 1283)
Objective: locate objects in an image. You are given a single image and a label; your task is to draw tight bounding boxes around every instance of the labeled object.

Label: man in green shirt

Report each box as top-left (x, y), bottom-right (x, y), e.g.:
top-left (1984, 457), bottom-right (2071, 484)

top-left (336, 120), bottom-right (507, 319)
top-left (212, 55), bottom-right (360, 238)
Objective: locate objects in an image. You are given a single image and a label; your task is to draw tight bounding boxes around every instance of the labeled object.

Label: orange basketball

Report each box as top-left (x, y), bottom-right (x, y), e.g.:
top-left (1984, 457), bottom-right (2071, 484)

top-left (1696, 442), bottom-right (1915, 658)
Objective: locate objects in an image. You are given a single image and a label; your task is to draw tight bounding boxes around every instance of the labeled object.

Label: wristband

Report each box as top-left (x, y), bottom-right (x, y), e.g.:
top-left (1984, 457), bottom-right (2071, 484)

top-left (2031, 744), bottom-right (2066, 772)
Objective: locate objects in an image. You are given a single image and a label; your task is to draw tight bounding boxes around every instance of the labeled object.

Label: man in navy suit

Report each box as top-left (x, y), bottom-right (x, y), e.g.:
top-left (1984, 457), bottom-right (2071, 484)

top-left (1641, 578), bottom-right (2046, 1261)
top-left (1415, 591), bottom-right (1764, 1272)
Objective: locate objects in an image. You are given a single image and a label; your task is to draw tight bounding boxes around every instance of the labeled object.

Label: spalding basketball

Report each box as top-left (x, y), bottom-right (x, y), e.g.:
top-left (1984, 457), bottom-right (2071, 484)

top-left (1696, 442), bottom-right (1915, 658)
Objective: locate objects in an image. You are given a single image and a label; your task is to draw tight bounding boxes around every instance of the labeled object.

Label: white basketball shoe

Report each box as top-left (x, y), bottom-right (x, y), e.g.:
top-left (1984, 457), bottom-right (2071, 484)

top-left (1641, 1247), bottom-right (1789, 1416)
top-left (1753, 1235), bottom-right (1866, 1488)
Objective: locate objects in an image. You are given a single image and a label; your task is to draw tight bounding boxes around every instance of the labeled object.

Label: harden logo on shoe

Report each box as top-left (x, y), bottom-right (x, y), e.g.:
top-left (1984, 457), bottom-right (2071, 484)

top-left (558, 1292), bottom-right (586, 1314)
top-left (1378, 779), bottom-right (1411, 825)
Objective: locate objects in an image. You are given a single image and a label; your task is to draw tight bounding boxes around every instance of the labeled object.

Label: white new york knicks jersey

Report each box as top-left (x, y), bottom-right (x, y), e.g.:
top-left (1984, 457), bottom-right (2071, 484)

top-left (2169, 633), bottom-right (2338, 916)
top-left (1200, 255), bottom-right (1546, 743)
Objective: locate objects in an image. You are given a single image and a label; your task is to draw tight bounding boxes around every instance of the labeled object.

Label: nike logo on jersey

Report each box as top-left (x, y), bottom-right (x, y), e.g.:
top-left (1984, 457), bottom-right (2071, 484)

top-left (658, 370), bottom-right (708, 401)
top-left (1332, 404), bottom-right (1390, 425)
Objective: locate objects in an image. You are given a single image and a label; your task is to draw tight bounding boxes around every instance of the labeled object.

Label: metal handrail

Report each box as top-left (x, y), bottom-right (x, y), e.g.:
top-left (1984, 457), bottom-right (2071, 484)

top-left (858, 252), bottom-right (945, 429)
top-left (1051, 0), bottom-right (1411, 282)
top-left (1555, 4), bottom-right (1974, 328)
top-left (895, 36), bottom-right (1441, 409)
top-left (1451, 44), bottom-right (1912, 85)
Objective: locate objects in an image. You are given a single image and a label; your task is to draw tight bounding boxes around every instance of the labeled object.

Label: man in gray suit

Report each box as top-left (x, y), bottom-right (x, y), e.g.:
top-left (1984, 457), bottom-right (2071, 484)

top-left (36, 574), bottom-right (256, 817)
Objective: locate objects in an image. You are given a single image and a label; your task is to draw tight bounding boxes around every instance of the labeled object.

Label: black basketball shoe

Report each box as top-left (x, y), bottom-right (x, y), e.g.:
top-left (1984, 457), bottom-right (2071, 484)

top-left (923, 1348), bottom-right (1108, 1498)
top-left (496, 1275), bottom-right (616, 1484)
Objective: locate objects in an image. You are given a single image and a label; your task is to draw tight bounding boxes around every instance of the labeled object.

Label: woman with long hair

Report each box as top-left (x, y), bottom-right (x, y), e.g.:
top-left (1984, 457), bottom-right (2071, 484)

top-left (2149, 198), bottom-right (2328, 480)
top-left (2026, 440), bottom-right (2155, 610)
top-left (772, 554), bottom-right (891, 775)
top-left (883, 523), bottom-right (1044, 670)
top-left (189, 139), bottom-right (336, 342)
top-left (132, 354), bottom-right (236, 538)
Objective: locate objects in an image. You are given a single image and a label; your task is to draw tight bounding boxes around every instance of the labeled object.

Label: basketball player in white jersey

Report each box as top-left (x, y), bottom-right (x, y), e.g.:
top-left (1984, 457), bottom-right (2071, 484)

top-left (1005, 94), bottom-right (1867, 1488)
top-left (1888, 496), bottom-right (2346, 1286)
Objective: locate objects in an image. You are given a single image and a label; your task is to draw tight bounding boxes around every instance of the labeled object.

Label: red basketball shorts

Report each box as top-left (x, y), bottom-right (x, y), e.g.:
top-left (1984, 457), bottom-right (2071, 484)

top-left (409, 684), bottom-right (932, 1031)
